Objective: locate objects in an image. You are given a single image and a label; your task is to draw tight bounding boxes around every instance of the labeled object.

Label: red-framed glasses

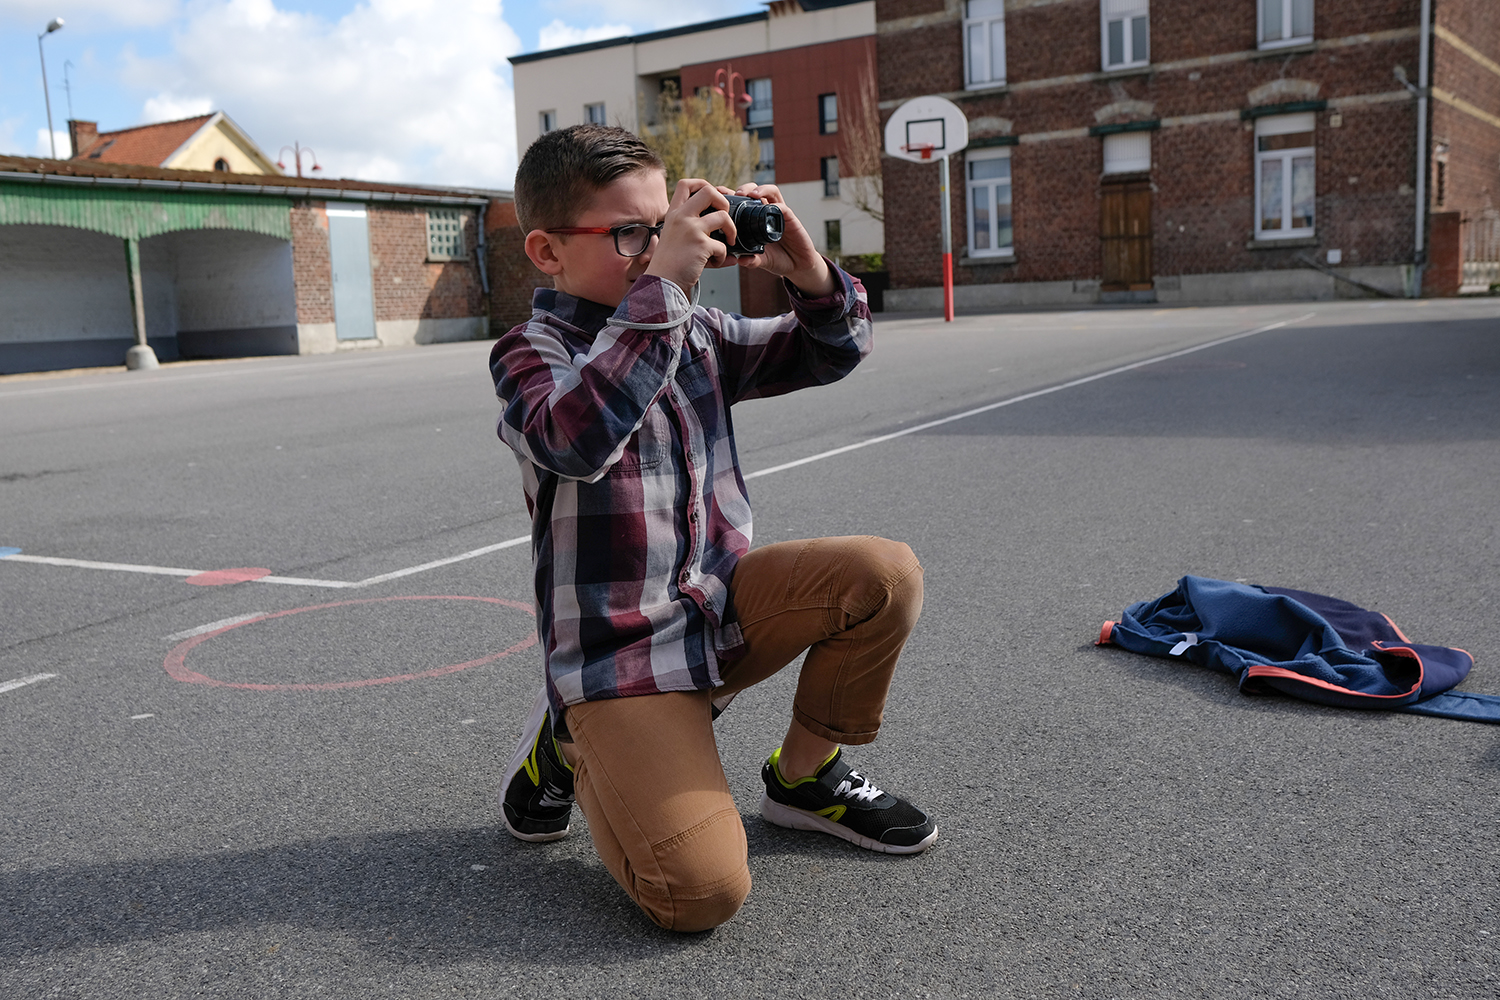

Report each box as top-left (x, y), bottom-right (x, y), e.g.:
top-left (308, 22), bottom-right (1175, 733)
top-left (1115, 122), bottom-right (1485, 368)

top-left (545, 222), bottom-right (665, 258)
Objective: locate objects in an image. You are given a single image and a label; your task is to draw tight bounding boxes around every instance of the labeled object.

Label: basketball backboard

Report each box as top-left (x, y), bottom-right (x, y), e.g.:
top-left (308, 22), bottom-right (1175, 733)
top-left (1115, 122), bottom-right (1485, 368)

top-left (884, 96), bottom-right (969, 163)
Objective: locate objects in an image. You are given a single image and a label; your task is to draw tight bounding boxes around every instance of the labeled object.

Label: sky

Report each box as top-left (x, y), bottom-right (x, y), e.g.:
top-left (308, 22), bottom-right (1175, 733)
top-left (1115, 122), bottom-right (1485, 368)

top-left (0, 0), bottom-right (766, 189)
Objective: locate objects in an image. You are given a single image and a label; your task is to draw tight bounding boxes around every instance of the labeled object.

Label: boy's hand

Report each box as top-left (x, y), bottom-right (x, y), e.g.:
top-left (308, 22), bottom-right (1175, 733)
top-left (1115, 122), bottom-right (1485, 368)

top-left (643, 178), bottom-right (735, 294)
top-left (729, 183), bottom-right (836, 298)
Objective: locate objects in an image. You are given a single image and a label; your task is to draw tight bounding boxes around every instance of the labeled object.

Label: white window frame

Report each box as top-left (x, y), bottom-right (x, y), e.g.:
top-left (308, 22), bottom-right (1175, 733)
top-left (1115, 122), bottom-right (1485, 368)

top-left (1258, 0), bottom-right (1313, 49)
top-left (746, 78), bottom-right (773, 127)
top-left (1102, 131), bottom-right (1152, 175)
top-left (1101, 0), bottom-right (1149, 71)
top-left (819, 93), bottom-right (838, 134)
top-left (584, 102), bottom-right (606, 125)
top-left (539, 110), bottom-right (556, 134)
top-left (965, 146), bottom-right (1013, 257)
top-left (1254, 113), bottom-right (1316, 240)
top-left (426, 208), bottom-right (466, 261)
top-left (964, 0), bottom-right (1006, 90)
top-left (754, 137), bottom-right (775, 184)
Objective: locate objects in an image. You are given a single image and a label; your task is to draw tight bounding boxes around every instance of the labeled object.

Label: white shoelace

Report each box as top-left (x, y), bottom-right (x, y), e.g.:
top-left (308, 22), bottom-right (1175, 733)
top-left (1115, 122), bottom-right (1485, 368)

top-left (835, 769), bottom-right (885, 804)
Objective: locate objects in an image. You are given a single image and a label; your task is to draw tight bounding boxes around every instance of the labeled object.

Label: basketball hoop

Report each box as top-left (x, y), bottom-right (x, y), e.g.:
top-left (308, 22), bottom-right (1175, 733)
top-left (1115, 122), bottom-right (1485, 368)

top-left (884, 96), bottom-right (970, 323)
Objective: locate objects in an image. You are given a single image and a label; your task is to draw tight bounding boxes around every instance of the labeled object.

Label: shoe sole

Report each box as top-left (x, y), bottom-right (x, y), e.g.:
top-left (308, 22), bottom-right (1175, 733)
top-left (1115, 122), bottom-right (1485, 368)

top-left (760, 793), bottom-right (938, 855)
top-left (500, 687), bottom-right (571, 843)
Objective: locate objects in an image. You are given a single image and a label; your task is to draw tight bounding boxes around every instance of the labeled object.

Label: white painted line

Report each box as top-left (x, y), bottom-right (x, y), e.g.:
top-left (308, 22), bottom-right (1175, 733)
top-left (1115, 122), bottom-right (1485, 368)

top-left (1, 314), bottom-right (1312, 589)
top-left (744, 313), bottom-right (1316, 481)
top-left (131, 713), bottom-right (155, 720)
top-left (165, 613), bottom-right (269, 642)
top-left (2, 553), bottom-right (200, 576)
top-left (0, 673), bottom-right (58, 695)
top-left (258, 575), bottom-right (355, 589)
top-left (347, 535), bottom-right (532, 587)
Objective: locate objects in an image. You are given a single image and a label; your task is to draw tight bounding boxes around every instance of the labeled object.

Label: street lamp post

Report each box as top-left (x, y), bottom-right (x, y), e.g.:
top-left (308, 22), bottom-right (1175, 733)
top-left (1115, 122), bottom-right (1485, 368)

top-left (37, 17), bottom-right (64, 159)
top-left (277, 142), bottom-right (323, 178)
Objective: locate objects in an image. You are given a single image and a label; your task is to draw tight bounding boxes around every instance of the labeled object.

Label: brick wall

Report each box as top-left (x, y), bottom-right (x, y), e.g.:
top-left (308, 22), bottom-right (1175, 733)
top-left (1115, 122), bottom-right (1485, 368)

top-left (367, 205), bottom-right (484, 321)
top-left (1431, 0), bottom-right (1499, 219)
top-left (291, 202), bottom-right (333, 324)
top-left (876, 0), bottom-right (1429, 292)
top-left (680, 35), bottom-right (877, 185)
top-left (1423, 210), bottom-right (1463, 294)
top-left (486, 199), bottom-right (552, 334)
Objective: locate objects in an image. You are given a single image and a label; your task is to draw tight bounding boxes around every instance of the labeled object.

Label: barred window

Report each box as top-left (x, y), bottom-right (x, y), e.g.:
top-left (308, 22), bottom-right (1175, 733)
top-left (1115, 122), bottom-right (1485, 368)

top-left (427, 208), bottom-right (466, 261)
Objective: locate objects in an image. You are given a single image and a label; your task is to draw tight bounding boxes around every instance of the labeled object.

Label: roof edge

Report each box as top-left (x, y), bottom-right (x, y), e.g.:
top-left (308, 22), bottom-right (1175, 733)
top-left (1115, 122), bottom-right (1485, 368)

top-left (0, 155), bottom-right (509, 205)
top-left (510, 11), bottom-right (768, 65)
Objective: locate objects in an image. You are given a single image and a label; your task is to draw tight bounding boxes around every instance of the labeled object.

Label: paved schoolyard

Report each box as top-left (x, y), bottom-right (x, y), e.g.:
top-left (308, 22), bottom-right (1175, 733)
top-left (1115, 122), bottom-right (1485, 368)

top-left (1, 298), bottom-right (1496, 998)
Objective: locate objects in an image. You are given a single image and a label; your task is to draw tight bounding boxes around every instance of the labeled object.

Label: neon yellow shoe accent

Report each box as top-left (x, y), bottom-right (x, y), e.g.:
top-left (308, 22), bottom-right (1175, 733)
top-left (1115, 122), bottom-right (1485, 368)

top-left (816, 804), bottom-right (847, 823)
top-left (768, 746), bottom-right (841, 788)
top-left (522, 733), bottom-right (542, 786)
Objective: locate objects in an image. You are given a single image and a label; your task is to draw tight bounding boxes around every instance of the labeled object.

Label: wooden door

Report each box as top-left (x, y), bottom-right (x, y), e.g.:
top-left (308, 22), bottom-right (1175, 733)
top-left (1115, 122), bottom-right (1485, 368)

top-left (1101, 179), bottom-right (1153, 292)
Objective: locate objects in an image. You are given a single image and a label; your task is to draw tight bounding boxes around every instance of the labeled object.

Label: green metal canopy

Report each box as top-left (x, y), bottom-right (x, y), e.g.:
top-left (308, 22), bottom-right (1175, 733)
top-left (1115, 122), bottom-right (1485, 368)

top-left (0, 182), bottom-right (292, 241)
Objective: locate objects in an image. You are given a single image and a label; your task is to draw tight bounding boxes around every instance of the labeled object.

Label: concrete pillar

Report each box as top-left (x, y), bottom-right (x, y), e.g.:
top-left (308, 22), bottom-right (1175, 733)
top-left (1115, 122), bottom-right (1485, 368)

top-left (123, 236), bottom-right (158, 370)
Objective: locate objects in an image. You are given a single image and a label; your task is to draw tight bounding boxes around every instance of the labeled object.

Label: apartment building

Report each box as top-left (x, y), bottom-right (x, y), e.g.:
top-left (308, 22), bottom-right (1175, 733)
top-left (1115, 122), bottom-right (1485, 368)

top-left (878, 0), bottom-right (1499, 308)
top-left (509, 0), bottom-right (884, 312)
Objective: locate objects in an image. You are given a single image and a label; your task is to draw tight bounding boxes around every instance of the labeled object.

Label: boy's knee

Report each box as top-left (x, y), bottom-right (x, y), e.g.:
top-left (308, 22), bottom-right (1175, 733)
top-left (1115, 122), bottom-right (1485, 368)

top-left (844, 536), bottom-right (923, 623)
top-left (647, 867), bottom-right (752, 933)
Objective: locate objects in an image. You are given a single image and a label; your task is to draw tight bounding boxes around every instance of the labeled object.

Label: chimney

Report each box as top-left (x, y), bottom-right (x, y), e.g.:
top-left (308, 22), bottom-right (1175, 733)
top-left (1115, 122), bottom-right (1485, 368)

top-left (68, 120), bottom-right (98, 159)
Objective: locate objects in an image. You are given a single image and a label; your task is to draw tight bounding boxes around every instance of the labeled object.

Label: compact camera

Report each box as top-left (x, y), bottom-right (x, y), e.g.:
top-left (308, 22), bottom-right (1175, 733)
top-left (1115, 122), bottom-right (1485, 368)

top-left (707, 194), bottom-right (784, 256)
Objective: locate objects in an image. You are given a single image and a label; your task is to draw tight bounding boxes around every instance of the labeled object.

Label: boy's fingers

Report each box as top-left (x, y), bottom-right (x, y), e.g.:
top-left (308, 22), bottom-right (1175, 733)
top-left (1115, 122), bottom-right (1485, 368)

top-left (683, 184), bottom-right (730, 216)
top-left (700, 208), bottom-right (736, 249)
top-left (749, 184), bottom-right (784, 205)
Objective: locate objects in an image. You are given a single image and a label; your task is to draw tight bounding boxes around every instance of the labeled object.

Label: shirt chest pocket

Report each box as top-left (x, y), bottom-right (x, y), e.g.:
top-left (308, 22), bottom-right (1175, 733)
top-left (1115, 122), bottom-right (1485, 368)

top-left (613, 402), bottom-right (670, 473)
top-left (673, 352), bottom-right (721, 440)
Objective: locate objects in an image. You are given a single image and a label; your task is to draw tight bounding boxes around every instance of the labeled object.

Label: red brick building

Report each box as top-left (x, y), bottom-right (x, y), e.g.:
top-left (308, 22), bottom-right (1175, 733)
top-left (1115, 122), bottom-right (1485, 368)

top-left (878, 0), bottom-right (1499, 308)
top-left (0, 154), bottom-right (511, 373)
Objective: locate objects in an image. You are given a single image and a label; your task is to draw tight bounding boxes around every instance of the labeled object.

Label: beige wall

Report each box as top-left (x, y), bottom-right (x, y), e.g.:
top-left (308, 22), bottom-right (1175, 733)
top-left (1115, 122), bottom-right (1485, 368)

top-left (778, 180), bottom-right (883, 258)
top-left (514, 44), bottom-right (639, 150)
top-left (166, 121), bottom-right (281, 175)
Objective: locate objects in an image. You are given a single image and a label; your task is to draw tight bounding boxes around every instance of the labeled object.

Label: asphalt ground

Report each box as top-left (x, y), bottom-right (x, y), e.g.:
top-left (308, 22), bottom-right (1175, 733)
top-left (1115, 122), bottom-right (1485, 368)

top-left (1, 297), bottom-right (1497, 999)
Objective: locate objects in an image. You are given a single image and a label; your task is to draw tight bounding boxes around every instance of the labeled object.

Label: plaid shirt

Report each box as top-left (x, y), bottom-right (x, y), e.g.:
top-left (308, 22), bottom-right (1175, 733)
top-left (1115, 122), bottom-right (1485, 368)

top-left (490, 268), bottom-right (872, 722)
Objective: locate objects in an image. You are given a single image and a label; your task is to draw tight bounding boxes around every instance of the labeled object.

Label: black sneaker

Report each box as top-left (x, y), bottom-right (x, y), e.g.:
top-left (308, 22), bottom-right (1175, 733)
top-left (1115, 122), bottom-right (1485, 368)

top-left (500, 687), bottom-right (575, 842)
top-left (760, 747), bottom-right (938, 854)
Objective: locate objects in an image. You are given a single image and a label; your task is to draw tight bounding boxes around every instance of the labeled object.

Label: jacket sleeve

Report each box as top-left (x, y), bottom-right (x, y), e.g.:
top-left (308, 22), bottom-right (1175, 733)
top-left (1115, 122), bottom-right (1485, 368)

top-left (490, 276), bottom-right (690, 482)
top-left (710, 262), bottom-right (873, 404)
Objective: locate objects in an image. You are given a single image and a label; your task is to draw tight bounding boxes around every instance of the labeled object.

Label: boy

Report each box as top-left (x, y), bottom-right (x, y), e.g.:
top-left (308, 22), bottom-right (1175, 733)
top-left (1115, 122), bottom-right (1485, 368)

top-left (491, 125), bottom-right (935, 933)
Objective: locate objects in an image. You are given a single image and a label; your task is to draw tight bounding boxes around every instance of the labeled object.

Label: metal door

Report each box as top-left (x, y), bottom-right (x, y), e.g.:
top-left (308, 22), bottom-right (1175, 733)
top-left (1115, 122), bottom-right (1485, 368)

top-left (1100, 179), bottom-right (1153, 292)
top-left (327, 205), bottom-right (376, 341)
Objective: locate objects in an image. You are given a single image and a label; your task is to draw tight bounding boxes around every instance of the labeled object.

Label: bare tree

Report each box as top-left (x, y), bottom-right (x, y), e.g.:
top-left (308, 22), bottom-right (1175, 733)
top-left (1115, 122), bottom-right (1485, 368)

top-left (641, 81), bottom-right (755, 191)
top-left (839, 65), bottom-right (884, 224)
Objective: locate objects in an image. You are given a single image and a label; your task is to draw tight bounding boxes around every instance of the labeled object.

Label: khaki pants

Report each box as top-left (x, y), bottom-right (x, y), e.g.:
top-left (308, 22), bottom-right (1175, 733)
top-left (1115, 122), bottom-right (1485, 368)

top-left (561, 535), bottom-right (923, 932)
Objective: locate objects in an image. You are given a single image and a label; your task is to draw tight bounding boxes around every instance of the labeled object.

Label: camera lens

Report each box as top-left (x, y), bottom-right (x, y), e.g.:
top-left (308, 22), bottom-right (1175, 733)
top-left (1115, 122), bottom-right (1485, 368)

top-left (708, 195), bottom-right (784, 256)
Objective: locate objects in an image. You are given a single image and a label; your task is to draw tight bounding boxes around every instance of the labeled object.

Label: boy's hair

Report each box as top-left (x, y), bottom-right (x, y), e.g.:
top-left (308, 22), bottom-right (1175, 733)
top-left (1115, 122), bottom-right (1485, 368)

top-left (513, 125), bottom-right (665, 233)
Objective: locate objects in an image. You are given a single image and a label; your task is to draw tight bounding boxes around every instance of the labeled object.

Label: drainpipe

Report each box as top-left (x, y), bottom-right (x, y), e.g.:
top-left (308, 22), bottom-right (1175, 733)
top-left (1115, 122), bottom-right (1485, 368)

top-left (123, 237), bottom-right (159, 370)
top-left (475, 206), bottom-right (492, 337)
top-left (475, 206), bottom-right (490, 297)
top-left (1411, 0), bottom-right (1432, 297)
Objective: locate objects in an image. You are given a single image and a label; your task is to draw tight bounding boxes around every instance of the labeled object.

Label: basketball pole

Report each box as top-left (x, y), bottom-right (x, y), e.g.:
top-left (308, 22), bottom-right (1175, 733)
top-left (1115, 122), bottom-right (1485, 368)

top-left (939, 152), bottom-right (954, 322)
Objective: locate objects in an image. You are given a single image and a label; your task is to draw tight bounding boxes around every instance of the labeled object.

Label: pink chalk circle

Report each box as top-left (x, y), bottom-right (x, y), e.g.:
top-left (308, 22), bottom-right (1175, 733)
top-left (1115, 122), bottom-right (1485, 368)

top-left (164, 595), bottom-right (537, 691)
top-left (186, 567), bottom-right (273, 586)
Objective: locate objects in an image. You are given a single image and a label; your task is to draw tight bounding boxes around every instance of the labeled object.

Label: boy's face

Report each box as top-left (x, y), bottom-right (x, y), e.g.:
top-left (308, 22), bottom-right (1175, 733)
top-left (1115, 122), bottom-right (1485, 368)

top-left (547, 168), bottom-right (670, 308)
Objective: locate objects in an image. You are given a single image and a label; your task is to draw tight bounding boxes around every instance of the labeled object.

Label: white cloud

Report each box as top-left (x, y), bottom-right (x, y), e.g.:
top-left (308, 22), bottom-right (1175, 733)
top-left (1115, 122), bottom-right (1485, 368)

top-left (0, 0), bottom-right (181, 28)
top-left (124, 0), bottom-right (523, 188)
top-left (537, 19), bottom-right (631, 50)
top-left (142, 94), bottom-right (212, 122)
top-left (34, 126), bottom-right (69, 157)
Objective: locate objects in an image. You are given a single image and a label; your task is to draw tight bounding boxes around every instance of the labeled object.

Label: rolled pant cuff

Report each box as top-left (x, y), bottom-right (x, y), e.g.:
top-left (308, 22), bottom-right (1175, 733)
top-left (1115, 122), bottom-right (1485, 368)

top-left (792, 705), bottom-right (879, 746)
